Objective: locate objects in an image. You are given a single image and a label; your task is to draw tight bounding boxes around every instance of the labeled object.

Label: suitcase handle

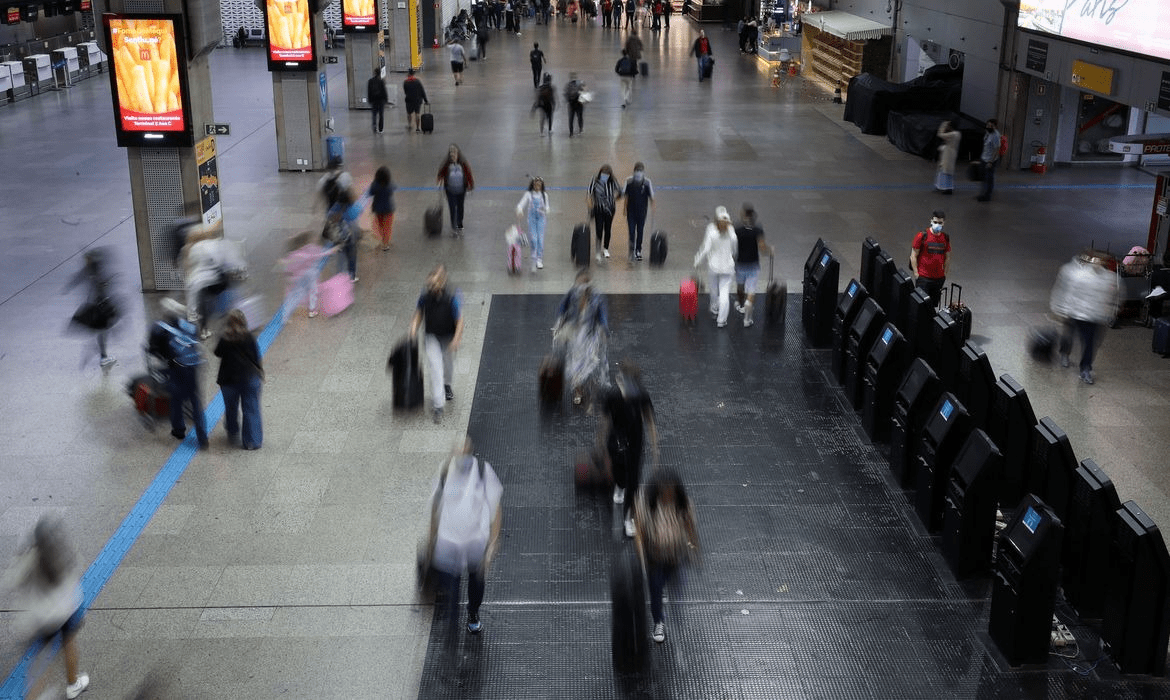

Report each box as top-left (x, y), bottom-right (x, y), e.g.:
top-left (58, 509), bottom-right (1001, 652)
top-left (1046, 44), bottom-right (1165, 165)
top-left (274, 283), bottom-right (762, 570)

top-left (949, 282), bottom-right (962, 307)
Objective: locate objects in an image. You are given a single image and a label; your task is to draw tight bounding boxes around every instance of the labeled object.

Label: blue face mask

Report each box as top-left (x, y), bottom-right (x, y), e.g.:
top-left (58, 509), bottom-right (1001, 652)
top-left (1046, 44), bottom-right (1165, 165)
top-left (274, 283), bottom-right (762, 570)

top-left (633, 171), bottom-right (644, 182)
top-left (599, 173), bottom-right (609, 182)
top-left (930, 223), bottom-right (943, 234)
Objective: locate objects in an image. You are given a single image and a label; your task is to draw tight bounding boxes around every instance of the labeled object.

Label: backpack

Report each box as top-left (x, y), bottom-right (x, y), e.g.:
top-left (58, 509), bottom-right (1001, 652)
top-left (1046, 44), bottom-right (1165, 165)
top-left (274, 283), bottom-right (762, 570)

top-left (565, 80), bottom-right (581, 103)
top-left (156, 321), bottom-right (203, 368)
top-left (323, 174), bottom-right (342, 207)
top-left (615, 57), bottom-right (632, 75)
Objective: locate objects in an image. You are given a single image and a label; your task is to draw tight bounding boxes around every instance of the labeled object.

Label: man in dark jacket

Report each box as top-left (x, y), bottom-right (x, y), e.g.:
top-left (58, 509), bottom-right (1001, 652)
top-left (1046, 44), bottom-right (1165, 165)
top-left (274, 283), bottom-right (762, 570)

top-left (529, 42), bottom-right (546, 88)
top-left (692, 29), bottom-right (712, 81)
top-left (367, 69), bottom-right (389, 133)
top-left (402, 69), bottom-right (429, 132)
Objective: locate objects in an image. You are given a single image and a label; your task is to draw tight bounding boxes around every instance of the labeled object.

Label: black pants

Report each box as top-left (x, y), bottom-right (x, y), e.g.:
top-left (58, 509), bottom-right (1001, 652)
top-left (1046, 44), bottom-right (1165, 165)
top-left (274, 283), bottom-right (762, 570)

top-left (915, 275), bottom-right (945, 308)
top-left (593, 209), bottom-right (613, 249)
top-left (445, 190), bottom-right (466, 229)
top-left (539, 105), bottom-right (553, 132)
top-left (532, 64), bottom-right (542, 88)
top-left (371, 103), bottom-right (384, 132)
top-left (569, 101), bottom-right (583, 134)
top-left (609, 436), bottom-right (643, 521)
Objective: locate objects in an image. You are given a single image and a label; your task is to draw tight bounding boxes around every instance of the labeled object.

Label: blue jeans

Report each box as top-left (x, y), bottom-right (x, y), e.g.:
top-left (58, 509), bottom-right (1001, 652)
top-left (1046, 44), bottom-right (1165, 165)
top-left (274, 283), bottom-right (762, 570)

top-left (221, 374), bottom-right (263, 448)
top-left (647, 563), bottom-right (675, 624)
top-left (445, 190), bottom-right (466, 229)
top-left (168, 364), bottom-right (208, 445)
top-left (528, 210), bottom-right (546, 260)
top-left (980, 160), bottom-right (997, 199)
top-left (335, 232), bottom-right (356, 278)
top-left (1060, 318), bottom-right (1101, 373)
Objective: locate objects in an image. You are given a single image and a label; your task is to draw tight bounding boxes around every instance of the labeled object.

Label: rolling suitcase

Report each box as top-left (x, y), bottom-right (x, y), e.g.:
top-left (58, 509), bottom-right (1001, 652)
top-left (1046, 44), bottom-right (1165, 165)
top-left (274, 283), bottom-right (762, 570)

top-left (319, 272), bottom-right (354, 316)
top-left (943, 283), bottom-right (973, 341)
top-left (680, 277), bottom-right (698, 322)
top-left (967, 161), bottom-right (984, 182)
top-left (386, 339), bottom-right (424, 410)
top-left (701, 55), bottom-right (713, 78)
top-left (649, 230), bottom-right (667, 265)
top-left (424, 204), bottom-right (443, 237)
top-left (128, 374), bottom-right (170, 429)
top-left (610, 548), bottom-right (649, 673)
top-left (539, 355), bottom-right (564, 405)
top-left (420, 104), bottom-right (434, 133)
top-left (1154, 317), bottom-right (1170, 356)
top-left (571, 223), bottom-right (591, 267)
top-left (639, 61), bottom-right (648, 77)
top-left (574, 447), bottom-right (612, 491)
top-left (764, 253), bottom-right (787, 325)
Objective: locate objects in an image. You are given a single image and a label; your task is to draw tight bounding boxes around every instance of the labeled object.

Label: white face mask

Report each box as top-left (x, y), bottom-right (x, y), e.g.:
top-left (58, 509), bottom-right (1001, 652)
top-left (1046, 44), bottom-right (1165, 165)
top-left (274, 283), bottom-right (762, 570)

top-left (599, 173), bottom-right (609, 182)
top-left (633, 171), bottom-right (644, 181)
top-left (930, 223), bottom-right (943, 234)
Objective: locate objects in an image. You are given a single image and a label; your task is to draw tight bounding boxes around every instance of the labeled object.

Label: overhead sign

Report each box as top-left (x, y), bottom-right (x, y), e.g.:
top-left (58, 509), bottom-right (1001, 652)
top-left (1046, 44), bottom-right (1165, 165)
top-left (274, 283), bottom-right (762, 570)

top-left (1025, 38), bottom-right (1048, 73)
top-left (1107, 134), bottom-right (1170, 155)
top-left (1070, 59), bottom-right (1115, 96)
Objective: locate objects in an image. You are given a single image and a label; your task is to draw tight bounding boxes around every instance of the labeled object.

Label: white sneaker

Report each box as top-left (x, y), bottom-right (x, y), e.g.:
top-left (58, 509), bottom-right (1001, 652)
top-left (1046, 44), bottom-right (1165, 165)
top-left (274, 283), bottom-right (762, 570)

top-left (66, 673), bottom-right (90, 699)
top-left (603, 248), bottom-right (610, 258)
top-left (623, 518), bottom-right (635, 538)
top-left (99, 356), bottom-right (117, 369)
top-left (613, 486), bottom-right (625, 504)
top-left (536, 258), bottom-right (544, 269)
top-left (734, 303), bottom-right (744, 314)
top-left (652, 622), bottom-right (666, 643)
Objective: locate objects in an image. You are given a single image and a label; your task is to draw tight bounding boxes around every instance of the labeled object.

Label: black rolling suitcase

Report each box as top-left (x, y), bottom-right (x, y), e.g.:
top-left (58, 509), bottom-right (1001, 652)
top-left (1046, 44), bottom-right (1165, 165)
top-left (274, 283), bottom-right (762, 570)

top-left (764, 253), bottom-right (787, 325)
top-left (424, 203), bottom-right (443, 237)
top-left (421, 104), bottom-right (434, 133)
top-left (942, 283), bottom-right (972, 341)
top-left (1154, 317), bottom-right (1170, 357)
top-left (701, 55), bottom-right (713, 78)
top-left (639, 61), bottom-right (649, 77)
top-left (610, 548), bottom-right (648, 673)
top-left (539, 354), bottom-right (564, 405)
top-left (387, 339), bottom-right (424, 409)
top-left (649, 230), bottom-right (667, 265)
top-left (571, 223), bottom-right (591, 267)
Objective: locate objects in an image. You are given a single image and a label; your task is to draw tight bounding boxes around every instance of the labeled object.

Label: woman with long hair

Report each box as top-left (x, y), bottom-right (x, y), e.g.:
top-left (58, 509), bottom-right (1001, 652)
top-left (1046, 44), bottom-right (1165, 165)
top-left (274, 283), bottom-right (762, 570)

top-left (516, 176), bottom-right (550, 270)
top-left (586, 164), bottom-right (619, 261)
top-left (368, 166), bottom-right (397, 250)
top-left (437, 144), bottom-right (475, 234)
top-left (214, 309), bottom-right (264, 449)
top-left (553, 270), bottom-right (609, 405)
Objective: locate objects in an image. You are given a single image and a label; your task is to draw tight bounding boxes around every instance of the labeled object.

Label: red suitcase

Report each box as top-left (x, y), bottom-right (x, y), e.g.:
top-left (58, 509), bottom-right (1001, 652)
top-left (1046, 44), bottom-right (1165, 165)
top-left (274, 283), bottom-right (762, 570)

top-left (680, 278), bottom-right (698, 322)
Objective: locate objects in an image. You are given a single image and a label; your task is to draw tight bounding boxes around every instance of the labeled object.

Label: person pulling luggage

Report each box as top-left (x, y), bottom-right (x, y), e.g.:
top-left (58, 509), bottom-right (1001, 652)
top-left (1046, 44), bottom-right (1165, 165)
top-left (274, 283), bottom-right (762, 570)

top-left (601, 362), bottom-right (657, 538)
top-left (909, 210), bottom-right (951, 308)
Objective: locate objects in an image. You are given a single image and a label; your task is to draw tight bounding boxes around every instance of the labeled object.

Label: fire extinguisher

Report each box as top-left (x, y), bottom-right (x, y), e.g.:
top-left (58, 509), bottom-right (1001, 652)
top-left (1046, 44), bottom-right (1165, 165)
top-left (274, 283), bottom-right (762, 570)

top-left (1030, 143), bottom-right (1048, 174)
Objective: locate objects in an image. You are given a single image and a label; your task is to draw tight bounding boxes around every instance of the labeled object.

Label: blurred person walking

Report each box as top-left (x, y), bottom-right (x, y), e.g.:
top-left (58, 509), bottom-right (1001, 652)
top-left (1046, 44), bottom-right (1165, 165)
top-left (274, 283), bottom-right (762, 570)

top-left (587, 164), bottom-right (620, 260)
top-left (367, 68), bottom-right (389, 132)
top-left (602, 362), bottom-right (657, 538)
top-left (2, 516), bottom-right (91, 699)
top-left (402, 69), bottom-right (430, 131)
top-left (67, 248), bottom-right (120, 370)
top-left (516, 176), bottom-right (550, 271)
top-left (553, 270), bottom-right (610, 406)
top-left (437, 144), bottom-right (475, 234)
top-left (635, 468), bottom-right (700, 643)
top-left (318, 157), bottom-right (360, 281)
top-left (367, 166), bottom-right (398, 250)
top-left (427, 439), bottom-right (503, 636)
top-left (153, 302), bottom-right (210, 449)
top-left (622, 162), bottom-right (655, 260)
top-left (214, 309), bottom-right (264, 450)
top-left (693, 206), bottom-right (738, 327)
top-left (449, 39), bottom-right (466, 86)
top-left (934, 120), bottom-right (960, 194)
top-left (733, 203), bottom-right (772, 327)
top-left (691, 29), bottom-right (712, 81)
top-left (533, 73), bottom-right (556, 135)
top-left (410, 265), bottom-right (464, 423)
top-left (564, 73), bottom-right (587, 137)
top-left (279, 231), bottom-right (336, 320)
top-left (624, 30), bottom-right (643, 68)
top-left (1050, 250), bottom-right (1120, 385)
top-left (615, 49), bottom-right (638, 108)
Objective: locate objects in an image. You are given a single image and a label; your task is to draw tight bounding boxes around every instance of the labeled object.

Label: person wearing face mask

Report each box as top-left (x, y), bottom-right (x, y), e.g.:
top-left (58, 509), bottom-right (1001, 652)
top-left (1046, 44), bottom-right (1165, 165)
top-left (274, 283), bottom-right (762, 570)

top-left (622, 162), bottom-right (655, 261)
top-left (693, 206), bottom-right (738, 328)
top-left (909, 210), bottom-right (951, 308)
top-left (977, 118), bottom-right (1001, 202)
top-left (437, 144), bottom-right (475, 235)
top-left (587, 164), bottom-right (620, 260)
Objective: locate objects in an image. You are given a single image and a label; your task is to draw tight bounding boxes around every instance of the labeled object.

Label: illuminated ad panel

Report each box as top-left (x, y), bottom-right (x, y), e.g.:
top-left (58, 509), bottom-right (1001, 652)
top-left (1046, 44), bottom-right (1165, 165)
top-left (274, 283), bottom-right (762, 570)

top-left (103, 14), bottom-right (194, 147)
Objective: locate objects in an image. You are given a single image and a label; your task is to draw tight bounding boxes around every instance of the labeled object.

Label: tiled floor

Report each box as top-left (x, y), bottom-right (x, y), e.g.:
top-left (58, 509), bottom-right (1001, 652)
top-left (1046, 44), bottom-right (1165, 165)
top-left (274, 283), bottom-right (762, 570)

top-left (1, 15), bottom-right (1168, 699)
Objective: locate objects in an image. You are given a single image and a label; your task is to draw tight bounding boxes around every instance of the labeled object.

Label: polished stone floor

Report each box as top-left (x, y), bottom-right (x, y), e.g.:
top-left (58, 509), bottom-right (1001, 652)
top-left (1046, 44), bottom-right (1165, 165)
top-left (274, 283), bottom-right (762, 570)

top-left (1, 13), bottom-right (1168, 699)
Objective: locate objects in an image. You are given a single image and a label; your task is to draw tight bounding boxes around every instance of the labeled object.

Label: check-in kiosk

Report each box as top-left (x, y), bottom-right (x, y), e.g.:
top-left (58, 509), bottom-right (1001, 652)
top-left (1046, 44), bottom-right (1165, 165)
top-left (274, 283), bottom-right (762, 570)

top-left (77, 41), bottom-right (106, 78)
top-left (942, 429), bottom-right (1003, 578)
top-left (914, 393), bottom-right (971, 532)
top-left (51, 47), bottom-right (79, 86)
top-left (802, 247), bottom-right (839, 348)
top-left (871, 250), bottom-right (896, 315)
top-left (986, 374), bottom-right (1037, 511)
top-left (860, 237), bottom-right (882, 293)
top-left (23, 54), bottom-right (51, 94)
top-left (889, 358), bottom-right (941, 488)
top-left (862, 322), bottom-right (908, 442)
top-left (1063, 459), bottom-right (1120, 621)
top-left (989, 495), bottom-right (1064, 666)
top-left (882, 268), bottom-right (914, 335)
top-left (844, 298), bottom-right (886, 410)
top-left (1102, 500), bottom-right (1170, 676)
top-left (927, 311), bottom-right (963, 391)
top-left (904, 287), bottom-right (935, 359)
top-left (955, 341), bottom-right (995, 433)
top-left (1028, 417), bottom-right (1077, 521)
top-left (832, 279), bottom-right (868, 385)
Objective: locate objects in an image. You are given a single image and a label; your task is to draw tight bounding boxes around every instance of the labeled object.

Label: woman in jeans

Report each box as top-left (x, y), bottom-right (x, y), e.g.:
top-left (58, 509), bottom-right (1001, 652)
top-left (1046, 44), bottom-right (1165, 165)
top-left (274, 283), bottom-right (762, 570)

top-left (437, 144), bottom-right (475, 234)
top-left (586, 164), bottom-right (619, 261)
top-left (214, 309), bottom-right (264, 450)
top-left (635, 469), bottom-right (700, 645)
top-left (516, 176), bottom-right (550, 270)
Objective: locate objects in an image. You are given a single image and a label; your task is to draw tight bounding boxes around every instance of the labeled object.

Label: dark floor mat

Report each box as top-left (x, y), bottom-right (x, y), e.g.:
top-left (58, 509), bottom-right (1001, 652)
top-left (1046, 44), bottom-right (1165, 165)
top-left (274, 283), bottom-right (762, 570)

top-left (417, 294), bottom-right (1163, 699)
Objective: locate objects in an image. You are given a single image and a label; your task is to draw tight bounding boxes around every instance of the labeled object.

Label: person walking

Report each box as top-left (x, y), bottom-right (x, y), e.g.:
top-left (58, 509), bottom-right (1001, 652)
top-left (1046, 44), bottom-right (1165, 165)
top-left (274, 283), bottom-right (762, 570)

top-left (529, 42), bottom-right (546, 89)
top-left (367, 68), bottom-right (389, 132)
top-left (2, 517), bottom-right (91, 699)
top-left (564, 73), bottom-right (586, 136)
top-left (733, 203), bottom-right (772, 327)
top-left (516, 176), bottom-right (550, 270)
top-left (909, 210), bottom-right (951, 308)
top-left (476, 21), bottom-right (490, 60)
top-left (587, 164), bottom-right (620, 260)
top-left (622, 162), bottom-right (655, 261)
top-left (437, 144), bottom-right (475, 234)
top-left (634, 468), bottom-right (700, 644)
top-left (533, 73), bottom-right (556, 135)
top-left (367, 166), bottom-right (397, 250)
top-left (624, 0), bottom-right (635, 28)
top-left (662, 0), bottom-right (671, 28)
top-left (449, 39), bottom-right (466, 86)
top-left (651, 0), bottom-right (662, 30)
top-left (427, 438), bottom-right (503, 636)
top-left (214, 309), bottom-right (263, 450)
top-left (154, 303), bottom-right (210, 449)
top-left (554, 270), bottom-right (610, 405)
top-left (279, 231), bottom-right (335, 320)
top-left (67, 248), bottom-right (120, 370)
top-left (977, 118), bottom-right (1001, 202)
top-left (602, 0), bottom-right (612, 26)
top-left (602, 362), bottom-right (657, 538)
top-left (615, 49), bottom-right (637, 107)
top-left (935, 120), bottom-right (960, 194)
top-left (691, 29), bottom-right (712, 81)
top-left (624, 30), bottom-right (643, 71)
top-left (410, 264), bottom-right (464, 423)
top-left (612, 0), bottom-right (623, 27)
top-left (318, 158), bottom-right (360, 282)
top-left (694, 206), bottom-right (738, 327)
top-left (402, 69), bottom-right (430, 132)
top-left (1050, 250), bottom-right (1120, 385)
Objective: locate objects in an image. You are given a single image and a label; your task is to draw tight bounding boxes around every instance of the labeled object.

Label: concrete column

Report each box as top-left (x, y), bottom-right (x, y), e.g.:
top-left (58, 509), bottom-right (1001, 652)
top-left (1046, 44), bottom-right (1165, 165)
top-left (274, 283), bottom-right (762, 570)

top-left (345, 31), bottom-right (381, 109)
top-left (271, 14), bottom-right (330, 171)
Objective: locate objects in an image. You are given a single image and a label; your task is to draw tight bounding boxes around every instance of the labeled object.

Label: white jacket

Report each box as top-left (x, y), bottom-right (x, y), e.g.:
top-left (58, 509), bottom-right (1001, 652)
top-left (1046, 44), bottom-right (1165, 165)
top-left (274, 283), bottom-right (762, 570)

top-left (694, 223), bottom-right (737, 275)
top-left (1050, 257), bottom-right (1120, 325)
top-left (516, 190), bottom-right (549, 219)
top-left (431, 456), bottom-right (503, 575)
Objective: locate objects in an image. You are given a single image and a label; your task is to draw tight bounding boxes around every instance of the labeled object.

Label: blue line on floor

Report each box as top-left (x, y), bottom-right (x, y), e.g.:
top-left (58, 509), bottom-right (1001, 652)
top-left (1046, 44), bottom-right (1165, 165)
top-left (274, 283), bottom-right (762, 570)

top-left (0, 282), bottom-right (304, 698)
top-left (396, 182), bottom-right (1150, 193)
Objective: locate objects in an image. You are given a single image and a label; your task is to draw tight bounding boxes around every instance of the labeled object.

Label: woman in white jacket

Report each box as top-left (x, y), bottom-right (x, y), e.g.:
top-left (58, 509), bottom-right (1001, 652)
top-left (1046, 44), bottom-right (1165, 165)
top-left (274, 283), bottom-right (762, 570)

top-left (693, 206), bottom-right (738, 327)
top-left (516, 177), bottom-right (550, 270)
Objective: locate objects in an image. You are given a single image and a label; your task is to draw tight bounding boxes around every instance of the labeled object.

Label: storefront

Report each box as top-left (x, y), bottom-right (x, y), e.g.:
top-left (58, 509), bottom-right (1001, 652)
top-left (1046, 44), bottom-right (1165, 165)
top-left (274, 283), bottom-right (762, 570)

top-left (798, 10), bottom-right (890, 94)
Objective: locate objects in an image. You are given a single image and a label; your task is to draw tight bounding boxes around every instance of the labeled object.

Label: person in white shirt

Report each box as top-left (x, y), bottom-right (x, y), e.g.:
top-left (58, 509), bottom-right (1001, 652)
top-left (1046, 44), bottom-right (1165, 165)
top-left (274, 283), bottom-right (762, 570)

top-left (516, 177), bottom-right (550, 270)
top-left (693, 206), bottom-right (738, 328)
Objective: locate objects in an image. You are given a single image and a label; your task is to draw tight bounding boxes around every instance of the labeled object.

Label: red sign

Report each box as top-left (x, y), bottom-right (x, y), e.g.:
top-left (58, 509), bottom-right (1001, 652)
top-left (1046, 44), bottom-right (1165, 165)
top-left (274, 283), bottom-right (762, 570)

top-left (342, 0), bottom-right (377, 30)
top-left (266, 0), bottom-right (314, 62)
top-left (80, 0), bottom-right (91, 10)
top-left (106, 16), bottom-right (188, 137)
top-left (6, 7), bottom-right (20, 23)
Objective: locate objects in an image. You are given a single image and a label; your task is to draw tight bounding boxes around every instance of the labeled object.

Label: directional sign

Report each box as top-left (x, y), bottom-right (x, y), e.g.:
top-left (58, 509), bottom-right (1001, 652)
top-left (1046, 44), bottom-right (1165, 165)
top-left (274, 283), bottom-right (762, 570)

top-left (323, 55), bottom-right (339, 64)
top-left (204, 123), bottom-right (230, 136)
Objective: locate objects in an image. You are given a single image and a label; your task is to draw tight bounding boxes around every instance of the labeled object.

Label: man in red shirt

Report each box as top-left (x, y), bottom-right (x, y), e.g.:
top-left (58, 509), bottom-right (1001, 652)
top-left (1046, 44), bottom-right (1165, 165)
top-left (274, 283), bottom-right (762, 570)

top-left (909, 210), bottom-right (951, 308)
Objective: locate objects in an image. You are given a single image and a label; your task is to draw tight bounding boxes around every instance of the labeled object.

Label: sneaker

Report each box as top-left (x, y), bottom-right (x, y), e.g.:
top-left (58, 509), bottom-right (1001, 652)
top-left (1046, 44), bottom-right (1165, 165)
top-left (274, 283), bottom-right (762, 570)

top-left (603, 248), bottom-right (610, 258)
top-left (351, 276), bottom-right (358, 282)
top-left (99, 356), bottom-right (117, 369)
top-left (1060, 353), bottom-right (1070, 368)
top-left (66, 673), bottom-right (90, 699)
top-left (744, 318), bottom-right (754, 328)
top-left (652, 622), bottom-right (666, 643)
top-left (308, 310), bottom-right (319, 318)
top-left (623, 518), bottom-right (635, 538)
top-left (537, 258), bottom-right (544, 269)
top-left (635, 252), bottom-right (643, 261)
top-left (734, 303), bottom-right (744, 314)
top-left (199, 328), bottom-right (212, 340)
top-left (613, 486), bottom-right (625, 504)
top-left (1080, 370), bottom-right (1094, 385)
top-left (444, 385), bottom-right (454, 401)
top-left (596, 251), bottom-right (603, 262)
top-left (717, 321), bottom-right (727, 328)
top-left (171, 429), bottom-right (186, 440)
top-left (467, 611), bottom-right (482, 634)
top-left (433, 408), bottom-right (443, 424)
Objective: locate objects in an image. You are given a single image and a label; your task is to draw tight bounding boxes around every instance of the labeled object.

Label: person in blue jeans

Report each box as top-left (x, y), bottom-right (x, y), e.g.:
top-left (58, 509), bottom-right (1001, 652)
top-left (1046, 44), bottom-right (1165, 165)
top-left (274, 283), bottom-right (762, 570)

top-left (214, 309), bottom-right (264, 449)
top-left (153, 309), bottom-right (209, 449)
top-left (635, 468), bottom-right (700, 644)
top-left (977, 118), bottom-right (1001, 202)
top-left (691, 30), bottom-right (712, 81)
top-left (516, 176), bottom-right (550, 270)
top-left (622, 162), bottom-right (655, 261)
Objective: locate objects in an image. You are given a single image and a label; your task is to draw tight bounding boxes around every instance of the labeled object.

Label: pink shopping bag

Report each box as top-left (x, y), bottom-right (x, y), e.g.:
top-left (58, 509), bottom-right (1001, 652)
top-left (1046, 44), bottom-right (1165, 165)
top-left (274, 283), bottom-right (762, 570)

top-left (319, 273), bottom-right (354, 316)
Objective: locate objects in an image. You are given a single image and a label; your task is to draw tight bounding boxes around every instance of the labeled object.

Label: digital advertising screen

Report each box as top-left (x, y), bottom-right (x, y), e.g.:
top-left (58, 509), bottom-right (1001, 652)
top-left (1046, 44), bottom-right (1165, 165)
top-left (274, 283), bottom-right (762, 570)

top-left (102, 14), bottom-right (194, 148)
top-left (265, 0), bottom-right (317, 71)
top-left (1018, 0), bottom-right (1170, 63)
top-left (342, 0), bottom-right (377, 32)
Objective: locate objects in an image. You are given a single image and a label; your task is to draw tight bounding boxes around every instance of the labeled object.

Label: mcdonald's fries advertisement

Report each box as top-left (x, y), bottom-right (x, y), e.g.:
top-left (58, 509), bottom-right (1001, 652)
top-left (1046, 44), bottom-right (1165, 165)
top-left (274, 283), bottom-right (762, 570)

top-left (266, 0), bottom-right (315, 66)
top-left (342, 0), bottom-right (377, 31)
top-left (103, 14), bottom-right (193, 147)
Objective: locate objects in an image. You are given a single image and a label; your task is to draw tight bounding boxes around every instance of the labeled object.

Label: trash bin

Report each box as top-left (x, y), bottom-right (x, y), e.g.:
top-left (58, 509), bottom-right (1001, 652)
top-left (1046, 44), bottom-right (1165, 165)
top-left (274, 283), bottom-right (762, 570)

top-left (326, 135), bottom-right (344, 164)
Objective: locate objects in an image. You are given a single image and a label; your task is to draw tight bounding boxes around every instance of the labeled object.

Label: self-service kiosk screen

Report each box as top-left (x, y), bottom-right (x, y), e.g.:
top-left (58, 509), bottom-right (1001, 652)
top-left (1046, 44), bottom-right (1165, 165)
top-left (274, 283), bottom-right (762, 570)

top-left (265, 0), bottom-right (317, 70)
top-left (939, 399), bottom-right (954, 421)
top-left (881, 327), bottom-right (894, 345)
top-left (819, 252), bottom-right (831, 269)
top-left (103, 14), bottom-right (194, 148)
top-left (342, 0), bottom-right (378, 31)
top-left (1022, 506), bottom-right (1041, 533)
top-left (846, 280), bottom-right (858, 297)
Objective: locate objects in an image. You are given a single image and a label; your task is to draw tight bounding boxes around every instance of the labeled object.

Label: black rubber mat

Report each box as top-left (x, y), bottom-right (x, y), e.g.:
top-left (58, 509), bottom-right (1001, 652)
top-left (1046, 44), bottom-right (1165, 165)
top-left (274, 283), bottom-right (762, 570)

top-left (417, 294), bottom-right (1166, 699)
